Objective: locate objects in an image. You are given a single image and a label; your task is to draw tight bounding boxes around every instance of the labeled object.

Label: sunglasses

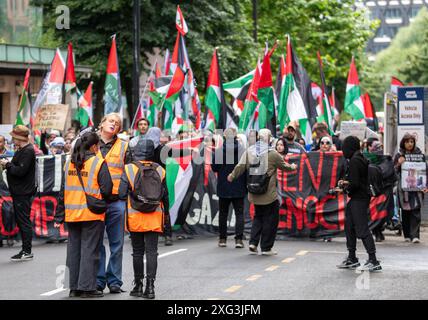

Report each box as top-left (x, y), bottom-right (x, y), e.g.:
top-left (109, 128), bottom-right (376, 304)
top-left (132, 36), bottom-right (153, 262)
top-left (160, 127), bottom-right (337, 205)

top-left (321, 141), bottom-right (331, 145)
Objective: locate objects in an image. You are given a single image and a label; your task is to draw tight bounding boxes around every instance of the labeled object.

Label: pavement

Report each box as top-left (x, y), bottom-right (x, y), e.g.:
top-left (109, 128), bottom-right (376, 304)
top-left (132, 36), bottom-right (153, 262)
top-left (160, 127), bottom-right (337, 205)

top-left (0, 227), bottom-right (427, 300)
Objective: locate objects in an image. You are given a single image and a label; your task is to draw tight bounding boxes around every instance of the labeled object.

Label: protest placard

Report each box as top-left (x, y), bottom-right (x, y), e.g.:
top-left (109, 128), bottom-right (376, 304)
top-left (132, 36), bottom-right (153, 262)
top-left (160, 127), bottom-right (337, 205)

top-left (33, 104), bottom-right (70, 131)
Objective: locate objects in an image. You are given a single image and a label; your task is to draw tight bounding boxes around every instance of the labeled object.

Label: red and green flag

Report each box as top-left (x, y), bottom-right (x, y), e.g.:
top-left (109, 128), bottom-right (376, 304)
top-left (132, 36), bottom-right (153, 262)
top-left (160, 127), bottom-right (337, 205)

top-left (344, 56), bottom-right (365, 120)
top-left (104, 35), bottom-right (122, 114)
top-left (239, 60), bottom-right (261, 131)
top-left (15, 67), bottom-right (31, 127)
top-left (76, 82), bottom-right (94, 127)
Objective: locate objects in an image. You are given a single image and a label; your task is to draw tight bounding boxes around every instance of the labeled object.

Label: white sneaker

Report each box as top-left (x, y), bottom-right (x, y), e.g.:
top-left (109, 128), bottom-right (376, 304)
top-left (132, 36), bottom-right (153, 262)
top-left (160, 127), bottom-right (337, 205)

top-left (412, 238), bottom-right (421, 244)
top-left (249, 244), bottom-right (258, 255)
top-left (261, 250), bottom-right (278, 256)
top-left (404, 238), bottom-right (411, 242)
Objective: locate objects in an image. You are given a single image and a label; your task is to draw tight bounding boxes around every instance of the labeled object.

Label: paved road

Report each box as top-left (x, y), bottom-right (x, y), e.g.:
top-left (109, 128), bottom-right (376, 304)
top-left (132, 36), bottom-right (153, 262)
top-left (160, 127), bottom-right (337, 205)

top-left (1, 228), bottom-right (427, 300)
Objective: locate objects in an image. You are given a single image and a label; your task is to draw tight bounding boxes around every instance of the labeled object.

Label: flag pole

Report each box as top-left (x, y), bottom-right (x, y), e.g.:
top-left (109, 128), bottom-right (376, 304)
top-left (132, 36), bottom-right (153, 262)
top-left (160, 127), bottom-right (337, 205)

top-left (130, 60), bottom-right (157, 131)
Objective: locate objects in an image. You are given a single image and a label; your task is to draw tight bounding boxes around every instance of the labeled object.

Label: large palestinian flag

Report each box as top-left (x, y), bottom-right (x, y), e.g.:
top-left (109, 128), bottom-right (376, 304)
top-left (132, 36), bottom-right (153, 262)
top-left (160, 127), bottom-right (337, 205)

top-left (166, 136), bottom-right (203, 224)
top-left (278, 36), bottom-right (315, 144)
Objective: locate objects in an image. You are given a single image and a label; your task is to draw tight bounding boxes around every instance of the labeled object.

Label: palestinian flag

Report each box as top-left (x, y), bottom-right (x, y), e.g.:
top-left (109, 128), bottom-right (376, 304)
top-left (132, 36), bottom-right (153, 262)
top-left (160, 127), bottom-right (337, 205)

top-left (278, 36), bottom-right (315, 142)
top-left (164, 49), bottom-right (171, 76)
top-left (192, 89), bottom-right (201, 129)
top-left (316, 51), bottom-right (334, 134)
top-left (166, 65), bottom-right (186, 105)
top-left (239, 60), bottom-right (261, 131)
top-left (329, 86), bottom-right (341, 115)
top-left (257, 43), bottom-right (277, 133)
top-left (104, 35), bottom-right (122, 114)
top-left (363, 92), bottom-right (378, 131)
top-left (246, 100), bottom-right (260, 134)
top-left (224, 69), bottom-right (254, 117)
top-left (204, 109), bottom-right (216, 132)
top-left (175, 5), bottom-right (188, 36)
top-left (64, 42), bottom-right (76, 93)
top-left (344, 56), bottom-right (365, 120)
top-left (15, 67), bottom-right (31, 126)
top-left (391, 76), bottom-right (404, 95)
top-left (76, 82), bottom-right (94, 127)
top-left (166, 136), bottom-right (203, 224)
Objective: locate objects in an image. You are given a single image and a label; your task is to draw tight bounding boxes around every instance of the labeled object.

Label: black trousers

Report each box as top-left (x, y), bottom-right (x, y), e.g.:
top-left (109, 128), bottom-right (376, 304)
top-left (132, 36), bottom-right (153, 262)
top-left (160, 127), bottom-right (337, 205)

top-left (250, 200), bottom-right (279, 251)
top-left (163, 213), bottom-right (172, 238)
top-left (12, 195), bottom-right (33, 253)
top-left (402, 209), bottom-right (421, 240)
top-left (66, 220), bottom-right (104, 291)
top-left (130, 232), bottom-right (159, 280)
top-left (219, 197), bottom-right (245, 240)
top-left (345, 199), bottom-right (376, 257)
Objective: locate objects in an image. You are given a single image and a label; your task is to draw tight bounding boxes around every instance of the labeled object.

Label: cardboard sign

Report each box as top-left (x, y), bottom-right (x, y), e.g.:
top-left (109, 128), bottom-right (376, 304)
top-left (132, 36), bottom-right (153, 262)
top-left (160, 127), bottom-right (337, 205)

top-left (339, 121), bottom-right (367, 140)
top-left (397, 125), bottom-right (425, 154)
top-left (33, 104), bottom-right (70, 131)
top-left (401, 162), bottom-right (427, 192)
top-left (0, 124), bottom-right (13, 142)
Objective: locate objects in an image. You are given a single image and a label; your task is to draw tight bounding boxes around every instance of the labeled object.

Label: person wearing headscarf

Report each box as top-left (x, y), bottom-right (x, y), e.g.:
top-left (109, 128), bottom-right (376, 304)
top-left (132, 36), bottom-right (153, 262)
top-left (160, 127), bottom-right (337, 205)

top-left (336, 136), bottom-right (381, 272)
top-left (393, 134), bottom-right (428, 244)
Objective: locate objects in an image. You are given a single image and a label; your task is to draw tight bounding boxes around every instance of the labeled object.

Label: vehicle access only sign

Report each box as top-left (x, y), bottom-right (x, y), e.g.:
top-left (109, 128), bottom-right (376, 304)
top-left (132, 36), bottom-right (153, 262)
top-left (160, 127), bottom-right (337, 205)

top-left (398, 87), bottom-right (424, 125)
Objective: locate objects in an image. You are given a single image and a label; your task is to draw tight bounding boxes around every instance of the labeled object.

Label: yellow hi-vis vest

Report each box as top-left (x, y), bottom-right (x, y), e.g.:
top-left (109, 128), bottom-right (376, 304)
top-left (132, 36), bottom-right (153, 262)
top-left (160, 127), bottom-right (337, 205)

top-left (98, 138), bottom-right (128, 195)
top-left (64, 156), bottom-right (106, 222)
top-left (124, 161), bottom-right (165, 233)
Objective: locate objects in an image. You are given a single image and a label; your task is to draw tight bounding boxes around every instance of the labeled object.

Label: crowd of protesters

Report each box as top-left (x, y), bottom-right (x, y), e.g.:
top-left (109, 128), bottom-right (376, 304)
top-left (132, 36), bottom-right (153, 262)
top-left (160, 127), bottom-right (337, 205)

top-left (0, 112), bottom-right (427, 296)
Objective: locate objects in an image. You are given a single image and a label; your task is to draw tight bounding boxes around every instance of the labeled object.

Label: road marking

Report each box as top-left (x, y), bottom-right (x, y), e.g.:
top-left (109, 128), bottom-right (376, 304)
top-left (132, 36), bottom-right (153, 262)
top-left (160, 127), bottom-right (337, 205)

top-left (207, 298), bottom-right (221, 300)
top-left (246, 274), bottom-right (262, 281)
top-left (224, 285), bottom-right (242, 293)
top-left (265, 265), bottom-right (280, 272)
top-left (158, 248), bottom-right (188, 258)
top-left (40, 248), bottom-right (188, 297)
top-left (282, 257), bottom-right (296, 263)
top-left (40, 287), bottom-right (66, 297)
top-left (296, 250), bottom-right (308, 256)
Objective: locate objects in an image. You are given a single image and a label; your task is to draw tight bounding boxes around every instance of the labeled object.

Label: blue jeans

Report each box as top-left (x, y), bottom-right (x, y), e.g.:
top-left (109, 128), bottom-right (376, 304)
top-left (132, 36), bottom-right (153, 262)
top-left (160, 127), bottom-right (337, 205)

top-left (97, 200), bottom-right (126, 289)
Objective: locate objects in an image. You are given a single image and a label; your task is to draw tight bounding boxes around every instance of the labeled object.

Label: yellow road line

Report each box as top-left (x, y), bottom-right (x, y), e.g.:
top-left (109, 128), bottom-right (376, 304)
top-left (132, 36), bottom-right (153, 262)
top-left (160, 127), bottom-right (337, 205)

top-left (296, 250), bottom-right (308, 256)
top-left (246, 274), bottom-right (262, 281)
top-left (282, 257), bottom-right (296, 263)
top-left (265, 265), bottom-right (280, 272)
top-left (224, 285), bottom-right (242, 293)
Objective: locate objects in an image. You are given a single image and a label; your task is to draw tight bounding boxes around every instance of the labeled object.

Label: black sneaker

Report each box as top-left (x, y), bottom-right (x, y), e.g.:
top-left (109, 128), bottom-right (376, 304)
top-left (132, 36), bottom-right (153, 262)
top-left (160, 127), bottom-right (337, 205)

top-left (69, 290), bottom-right (82, 298)
top-left (249, 244), bottom-right (258, 255)
top-left (80, 290), bottom-right (104, 298)
top-left (165, 236), bottom-right (173, 246)
top-left (356, 260), bottom-right (382, 272)
top-left (336, 257), bottom-right (360, 269)
top-left (10, 251), bottom-right (33, 261)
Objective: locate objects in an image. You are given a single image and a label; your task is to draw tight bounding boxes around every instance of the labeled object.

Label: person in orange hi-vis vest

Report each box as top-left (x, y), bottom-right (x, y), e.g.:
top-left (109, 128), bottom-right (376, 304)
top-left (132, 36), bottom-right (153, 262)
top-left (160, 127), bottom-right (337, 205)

top-left (54, 130), bottom-right (112, 298)
top-left (118, 139), bottom-right (169, 299)
top-left (96, 113), bottom-right (132, 294)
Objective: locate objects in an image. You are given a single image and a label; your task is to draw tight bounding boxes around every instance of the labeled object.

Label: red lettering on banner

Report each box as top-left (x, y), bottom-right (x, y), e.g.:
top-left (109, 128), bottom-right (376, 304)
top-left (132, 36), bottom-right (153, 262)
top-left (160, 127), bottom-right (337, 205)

top-left (0, 196), bottom-right (19, 236)
top-left (316, 195), bottom-right (340, 230)
top-left (303, 196), bottom-right (318, 229)
top-left (31, 198), bottom-right (42, 236)
top-left (337, 193), bottom-right (346, 231)
top-left (283, 155), bottom-right (298, 192)
top-left (329, 152), bottom-right (343, 189)
top-left (370, 194), bottom-right (388, 221)
top-left (300, 153), bottom-right (323, 192)
top-left (285, 198), bottom-right (304, 230)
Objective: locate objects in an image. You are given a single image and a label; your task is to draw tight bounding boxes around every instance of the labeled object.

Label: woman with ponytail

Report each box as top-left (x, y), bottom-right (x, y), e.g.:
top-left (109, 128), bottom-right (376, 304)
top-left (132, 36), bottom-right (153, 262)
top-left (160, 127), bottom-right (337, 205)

top-left (54, 130), bottom-right (113, 298)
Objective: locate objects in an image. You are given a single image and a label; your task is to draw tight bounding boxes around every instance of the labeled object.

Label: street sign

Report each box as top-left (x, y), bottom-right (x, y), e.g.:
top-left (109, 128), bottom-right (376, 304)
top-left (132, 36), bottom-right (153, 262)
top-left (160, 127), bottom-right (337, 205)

top-left (398, 87), bottom-right (424, 125)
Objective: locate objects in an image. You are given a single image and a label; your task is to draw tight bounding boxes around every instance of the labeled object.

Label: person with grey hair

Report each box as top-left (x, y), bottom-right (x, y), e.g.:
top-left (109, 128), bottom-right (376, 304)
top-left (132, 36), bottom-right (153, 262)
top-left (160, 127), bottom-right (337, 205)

top-left (228, 129), bottom-right (297, 256)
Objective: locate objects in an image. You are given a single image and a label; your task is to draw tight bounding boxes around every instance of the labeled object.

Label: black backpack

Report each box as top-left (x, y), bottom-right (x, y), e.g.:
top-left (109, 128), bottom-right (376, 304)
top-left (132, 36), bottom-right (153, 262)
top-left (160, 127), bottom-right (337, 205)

top-left (368, 164), bottom-right (384, 197)
top-left (130, 161), bottom-right (164, 213)
top-left (246, 157), bottom-right (270, 195)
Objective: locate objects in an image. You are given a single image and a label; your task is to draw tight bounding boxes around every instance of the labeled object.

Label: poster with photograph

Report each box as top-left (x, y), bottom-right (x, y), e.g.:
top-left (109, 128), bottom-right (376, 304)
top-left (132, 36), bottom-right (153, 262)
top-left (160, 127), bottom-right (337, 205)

top-left (397, 125), bottom-right (425, 154)
top-left (401, 162), bottom-right (427, 192)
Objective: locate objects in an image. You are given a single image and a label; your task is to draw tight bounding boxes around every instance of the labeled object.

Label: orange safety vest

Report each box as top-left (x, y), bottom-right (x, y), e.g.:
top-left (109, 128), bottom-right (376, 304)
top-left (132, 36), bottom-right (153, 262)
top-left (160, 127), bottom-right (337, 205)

top-left (64, 155), bottom-right (106, 222)
top-left (124, 161), bottom-right (165, 233)
top-left (98, 138), bottom-right (128, 195)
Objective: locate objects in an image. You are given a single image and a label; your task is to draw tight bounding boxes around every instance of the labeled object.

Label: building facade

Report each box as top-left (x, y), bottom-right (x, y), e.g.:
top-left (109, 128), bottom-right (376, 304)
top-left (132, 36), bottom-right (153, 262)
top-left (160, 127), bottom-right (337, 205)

top-left (360, 0), bottom-right (428, 56)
